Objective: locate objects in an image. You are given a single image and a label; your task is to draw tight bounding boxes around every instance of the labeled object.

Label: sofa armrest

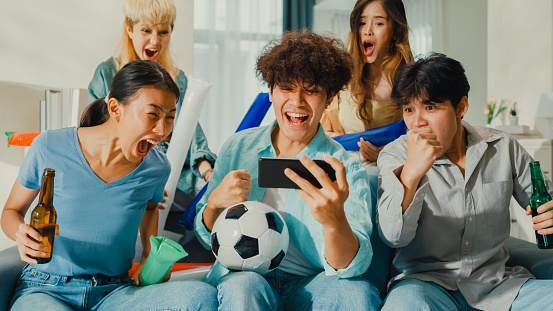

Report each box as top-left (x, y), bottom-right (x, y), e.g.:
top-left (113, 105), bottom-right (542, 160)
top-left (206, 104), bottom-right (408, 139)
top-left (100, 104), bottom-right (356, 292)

top-left (0, 246), bottom-right (25, 310)
top-left (506, 236), bottom-right (553, 279)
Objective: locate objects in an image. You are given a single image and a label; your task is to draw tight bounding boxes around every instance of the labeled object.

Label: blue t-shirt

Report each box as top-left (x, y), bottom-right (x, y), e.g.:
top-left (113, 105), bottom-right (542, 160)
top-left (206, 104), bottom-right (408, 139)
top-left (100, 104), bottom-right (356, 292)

top-left (18, 127), bottom-right (170, 277)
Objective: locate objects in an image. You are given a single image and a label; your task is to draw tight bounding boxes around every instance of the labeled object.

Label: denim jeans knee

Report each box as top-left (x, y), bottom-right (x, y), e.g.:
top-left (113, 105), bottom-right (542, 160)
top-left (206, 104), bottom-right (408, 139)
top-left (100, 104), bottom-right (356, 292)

top-left (382, 279), bottom-right (461, 311)
top-left (283, 273), bottom-right (382, 311)
top-left (217, 271), bottom-right (281, 311)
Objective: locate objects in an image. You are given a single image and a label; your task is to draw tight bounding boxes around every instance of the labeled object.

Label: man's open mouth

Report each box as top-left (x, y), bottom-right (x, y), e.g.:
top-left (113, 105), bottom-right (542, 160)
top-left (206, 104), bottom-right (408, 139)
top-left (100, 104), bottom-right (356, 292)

top-left (286, 112), bottom-right (308, 125)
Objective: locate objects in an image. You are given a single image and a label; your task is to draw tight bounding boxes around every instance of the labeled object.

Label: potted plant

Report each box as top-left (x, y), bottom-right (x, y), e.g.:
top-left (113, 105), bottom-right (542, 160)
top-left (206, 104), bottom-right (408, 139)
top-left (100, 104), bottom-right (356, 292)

top-left (484, 96), bottom-right (508, 126)
top-left (509, 107), bottom-right (518, 126)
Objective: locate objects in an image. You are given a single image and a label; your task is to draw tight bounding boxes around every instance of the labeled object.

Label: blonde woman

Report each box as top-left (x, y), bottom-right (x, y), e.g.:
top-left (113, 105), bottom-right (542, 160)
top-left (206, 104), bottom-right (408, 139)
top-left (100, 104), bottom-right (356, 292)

top-left (322, 0), bottom-right (413, 164)
top-left (88, 0), bottom-right (216, 243)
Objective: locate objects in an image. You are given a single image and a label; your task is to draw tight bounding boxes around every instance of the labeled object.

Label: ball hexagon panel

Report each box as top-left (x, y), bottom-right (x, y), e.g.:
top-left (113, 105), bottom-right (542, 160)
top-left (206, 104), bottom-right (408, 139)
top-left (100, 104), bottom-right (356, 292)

top-left (217, 245), bottom-right (245, 270)
top-left (238, 209), bottom-right (269, 238)
top-left (258, 229), bottom-right (284, 259)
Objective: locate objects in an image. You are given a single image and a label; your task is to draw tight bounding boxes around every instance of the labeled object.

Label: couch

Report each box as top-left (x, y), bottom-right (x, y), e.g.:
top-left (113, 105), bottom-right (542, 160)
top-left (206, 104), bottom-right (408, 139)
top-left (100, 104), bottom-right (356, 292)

top-left (0, 246), bottom-right (26, 311)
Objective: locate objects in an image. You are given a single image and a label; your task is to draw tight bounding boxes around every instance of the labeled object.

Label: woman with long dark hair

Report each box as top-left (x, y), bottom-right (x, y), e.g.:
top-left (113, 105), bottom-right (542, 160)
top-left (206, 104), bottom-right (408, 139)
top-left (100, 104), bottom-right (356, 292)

top-left (322, 0), bottom-right (413, 164)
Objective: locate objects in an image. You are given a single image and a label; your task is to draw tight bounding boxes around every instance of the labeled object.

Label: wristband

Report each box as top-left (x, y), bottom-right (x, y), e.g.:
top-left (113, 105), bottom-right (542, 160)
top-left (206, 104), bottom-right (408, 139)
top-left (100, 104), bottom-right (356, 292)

top-left (201, 168), bottom-right (213, 178)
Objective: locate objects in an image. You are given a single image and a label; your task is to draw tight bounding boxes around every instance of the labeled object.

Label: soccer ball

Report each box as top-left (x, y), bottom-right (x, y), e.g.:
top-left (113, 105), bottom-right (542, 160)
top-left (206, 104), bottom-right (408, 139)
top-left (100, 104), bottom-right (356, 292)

top-left (211, 201), bottom-right (289, 275)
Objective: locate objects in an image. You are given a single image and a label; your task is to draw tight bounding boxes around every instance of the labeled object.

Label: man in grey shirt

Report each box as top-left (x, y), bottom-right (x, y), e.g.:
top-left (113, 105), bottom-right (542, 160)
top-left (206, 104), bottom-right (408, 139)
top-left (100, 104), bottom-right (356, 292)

top-left (378, 53), bottom-right (553, 311)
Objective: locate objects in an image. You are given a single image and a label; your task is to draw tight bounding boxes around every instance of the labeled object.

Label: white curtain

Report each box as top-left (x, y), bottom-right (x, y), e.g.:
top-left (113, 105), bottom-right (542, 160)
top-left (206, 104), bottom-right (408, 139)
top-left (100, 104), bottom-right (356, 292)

top-left (330, 12), bottom-right (350, 44)
top-left (194, 0), bottom-right (283, 152)
top-left (404, 0), bottom-right (443, 58)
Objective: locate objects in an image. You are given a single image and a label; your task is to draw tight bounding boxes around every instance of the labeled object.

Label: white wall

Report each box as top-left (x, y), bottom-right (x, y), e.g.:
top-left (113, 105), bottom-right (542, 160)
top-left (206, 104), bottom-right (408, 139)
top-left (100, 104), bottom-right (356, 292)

top-left (488, 0), bottom-right (553, 135)
top-left (442, 0), bottom-right (488, 125)
top-left (0, 0), bottom-right (194, 251)
top-left (0, 82), bottom-right (45, 251)
top-left (0, 0), bottom-right (194, 89)
top-left (314, 0), bottom-right (355, 43)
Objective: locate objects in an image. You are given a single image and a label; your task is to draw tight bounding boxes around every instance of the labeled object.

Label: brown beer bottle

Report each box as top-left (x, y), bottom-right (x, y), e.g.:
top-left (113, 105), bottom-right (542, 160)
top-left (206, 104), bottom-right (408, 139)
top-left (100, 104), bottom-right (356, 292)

top-left (29, 168), bottom-right (57, 263)
top-left (529, 161), bottom-right (553, 249)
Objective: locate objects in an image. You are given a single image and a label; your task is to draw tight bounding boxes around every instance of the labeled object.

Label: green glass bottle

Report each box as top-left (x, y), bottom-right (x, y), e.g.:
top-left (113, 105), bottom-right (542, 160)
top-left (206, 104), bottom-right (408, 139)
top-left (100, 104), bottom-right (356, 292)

top-left (29, 168), bottom-right (57, 263)
top-left (529, 161), bottom-right (553, 249)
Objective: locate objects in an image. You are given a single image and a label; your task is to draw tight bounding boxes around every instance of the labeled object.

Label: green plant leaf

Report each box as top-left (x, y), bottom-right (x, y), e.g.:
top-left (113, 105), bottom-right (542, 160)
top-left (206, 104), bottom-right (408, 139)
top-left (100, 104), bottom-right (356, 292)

top-left (495, 106), bottom-right (507, 118)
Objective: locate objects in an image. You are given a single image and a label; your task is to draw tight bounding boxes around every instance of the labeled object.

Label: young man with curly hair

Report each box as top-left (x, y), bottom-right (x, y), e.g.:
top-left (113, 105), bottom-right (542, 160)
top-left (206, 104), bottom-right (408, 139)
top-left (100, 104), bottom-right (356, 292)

top-left (194, 30), bottom-right (382, 310)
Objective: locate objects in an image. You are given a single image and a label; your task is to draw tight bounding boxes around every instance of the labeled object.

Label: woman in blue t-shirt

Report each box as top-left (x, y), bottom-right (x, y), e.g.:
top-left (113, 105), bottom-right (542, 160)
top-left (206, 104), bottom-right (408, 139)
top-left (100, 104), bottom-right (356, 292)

top-left (1, 60), bottom-right (217, 311)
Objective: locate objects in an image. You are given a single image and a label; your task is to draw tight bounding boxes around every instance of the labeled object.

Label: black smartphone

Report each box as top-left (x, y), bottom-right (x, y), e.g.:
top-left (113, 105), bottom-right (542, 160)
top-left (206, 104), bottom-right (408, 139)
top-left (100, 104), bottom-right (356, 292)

top-left (258, 157), bottom-right (336, 189)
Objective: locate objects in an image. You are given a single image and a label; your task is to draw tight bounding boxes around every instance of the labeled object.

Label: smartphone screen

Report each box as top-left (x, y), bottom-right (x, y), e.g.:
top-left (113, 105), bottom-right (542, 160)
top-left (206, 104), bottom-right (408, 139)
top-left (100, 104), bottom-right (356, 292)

top-left (258, 157), bottom-right (336, 189)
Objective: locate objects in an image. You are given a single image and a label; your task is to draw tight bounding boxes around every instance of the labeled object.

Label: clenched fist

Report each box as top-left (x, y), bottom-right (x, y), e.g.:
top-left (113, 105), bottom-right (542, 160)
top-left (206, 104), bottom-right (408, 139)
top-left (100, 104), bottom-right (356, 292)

top-left (204, 169), bottom-right (252, 231)
top-left (402, 127), bottom-right (444, 184)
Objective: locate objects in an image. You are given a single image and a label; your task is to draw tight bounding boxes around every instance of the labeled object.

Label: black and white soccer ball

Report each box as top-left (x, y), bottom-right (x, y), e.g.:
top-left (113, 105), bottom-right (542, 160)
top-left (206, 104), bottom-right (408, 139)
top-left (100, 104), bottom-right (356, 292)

top-left (210, 201), bottom-right (289, 275)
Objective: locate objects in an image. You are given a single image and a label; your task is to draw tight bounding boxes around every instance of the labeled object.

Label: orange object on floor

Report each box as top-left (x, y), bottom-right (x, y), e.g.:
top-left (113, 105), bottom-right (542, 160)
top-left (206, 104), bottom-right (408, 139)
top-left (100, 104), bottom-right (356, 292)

top-left (128, 262), bottom-right (213, 278)
top-left (7, 132), bottom-right (41, 147)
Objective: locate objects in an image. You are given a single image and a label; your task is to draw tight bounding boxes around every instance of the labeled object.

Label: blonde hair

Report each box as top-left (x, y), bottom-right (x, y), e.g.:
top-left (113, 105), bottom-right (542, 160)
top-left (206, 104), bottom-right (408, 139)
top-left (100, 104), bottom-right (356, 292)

top-left (115, 0), bottom-right (179, 79)
top-left (347, 0), bottom-right (413, 129)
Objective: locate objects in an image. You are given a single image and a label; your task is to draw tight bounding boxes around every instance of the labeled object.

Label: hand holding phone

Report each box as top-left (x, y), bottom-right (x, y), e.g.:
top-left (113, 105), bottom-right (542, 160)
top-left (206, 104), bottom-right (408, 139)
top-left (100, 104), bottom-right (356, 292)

top-left (258, 157), bottom-right (336, 189)
top-left (282, 155), bottom-right (350, 230)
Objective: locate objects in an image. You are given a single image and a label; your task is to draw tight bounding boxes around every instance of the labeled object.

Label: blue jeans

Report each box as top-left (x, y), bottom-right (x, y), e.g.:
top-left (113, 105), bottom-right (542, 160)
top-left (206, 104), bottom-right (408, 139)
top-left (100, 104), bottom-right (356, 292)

top-left (216, 270), bottom-right (382, 311)
top-left (510, 279), bottom-right (553, 311)
top-left (382, 278), bottom-right (553, 311)
top-left (10, 266), bottom-right (217, 311)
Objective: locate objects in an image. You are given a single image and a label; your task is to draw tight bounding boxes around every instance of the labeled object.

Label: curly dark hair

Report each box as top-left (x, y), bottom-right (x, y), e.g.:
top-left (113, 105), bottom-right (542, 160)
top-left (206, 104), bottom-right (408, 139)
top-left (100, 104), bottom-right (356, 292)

top-left (256, 30), bottom-right (353, 98)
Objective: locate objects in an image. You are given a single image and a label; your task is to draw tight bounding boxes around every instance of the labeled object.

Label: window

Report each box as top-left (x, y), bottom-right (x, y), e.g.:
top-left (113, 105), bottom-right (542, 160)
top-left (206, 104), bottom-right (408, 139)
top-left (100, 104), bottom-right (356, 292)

top-left (194, 0), bottom-right (283, 151)
top-left (404, 0), bottom-right (443, 57)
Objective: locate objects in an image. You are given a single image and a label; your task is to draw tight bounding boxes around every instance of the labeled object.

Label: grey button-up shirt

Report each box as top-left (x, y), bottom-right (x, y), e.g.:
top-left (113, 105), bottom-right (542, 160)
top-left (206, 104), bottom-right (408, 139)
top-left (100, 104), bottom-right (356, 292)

top-left (377, 121), bottom-right (553, 311)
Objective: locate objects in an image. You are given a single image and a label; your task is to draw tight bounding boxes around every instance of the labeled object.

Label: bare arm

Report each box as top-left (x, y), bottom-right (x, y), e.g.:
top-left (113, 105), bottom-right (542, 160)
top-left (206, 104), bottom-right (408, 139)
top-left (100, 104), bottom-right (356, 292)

top-left (1, 178), bottom-right (45, 264)
top-left (139, 203), bottom-right (158, 261)
top-left (197, 159), bottom-right (213, 182)
top-left (132, 201), bottom-right (160, 284)
top-left (322, 223), bottom-right (359, 270)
